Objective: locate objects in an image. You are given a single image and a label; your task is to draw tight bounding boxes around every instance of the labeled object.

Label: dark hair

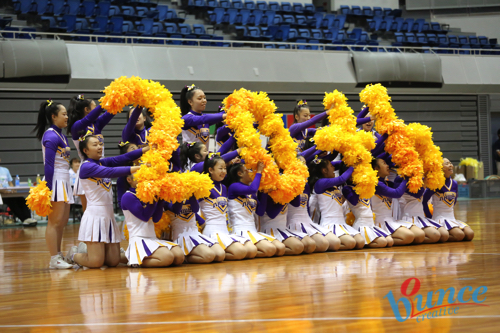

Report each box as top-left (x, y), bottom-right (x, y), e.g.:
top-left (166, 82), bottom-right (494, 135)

top-left (78, 135), bottom-right (98, 160)
top-left (226, 163), bottom-right (245, 187)
top-left (180, 85), bottom-right (202, 116)
top-left (69, 157), bottom-right (80, 167)
top-left (203, 155), bottom-right (225, 177)
top-left (293, 101), bottom-right (310, 124)
top-left (118, 142), bottom-right (138, 155)
top-left (127, 107), bottom-right (152, 129)
top-left (307, 158), bottom-right (330, 189)
top-left (180, 142), bottom-right (205, 171)
top-left (371, 157), bottom-right (382, 170)
top-left (67, 95), bottom-right (94, 135)
top-left (33, 101), bottom-right (64, 140)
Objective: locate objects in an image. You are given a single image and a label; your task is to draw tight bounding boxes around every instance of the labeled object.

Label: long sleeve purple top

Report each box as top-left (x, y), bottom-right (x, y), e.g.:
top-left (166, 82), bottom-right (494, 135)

top-left (80, 148), bottom-right (143, 179)
top-left (215, 124), bottom-right (232, 146)
top-left (375, 177), bottom-right (407, 198)
top-left (422, 177), bottom-right (457, 217)
top-left (191, 136), bottom-right (239, 173)
top-left (71, 105), bottom-right (114, 140)
top-left (289, 112), bottom-right (327, 151)
top-left (356, 107), bottom-right (371, 126)
top-left (122, 107), bottom-right (149, 146)
top-left (314, 167), bottom-right (354, 194)
top-left (42, 125), bottom-right (71, 191)
top-left (121, 188), bottom-right (164, 223)
top-left (164, 195), bottom-right (199, 215)
top-left (259, 192), bottom-right (287, 219)
top-left (342, 185), bottom-right (360, 206)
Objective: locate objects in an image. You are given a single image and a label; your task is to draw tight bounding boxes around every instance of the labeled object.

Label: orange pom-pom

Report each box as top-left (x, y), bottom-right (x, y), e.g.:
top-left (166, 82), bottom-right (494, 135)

top-left (25, 181), bottom-right (52, 217)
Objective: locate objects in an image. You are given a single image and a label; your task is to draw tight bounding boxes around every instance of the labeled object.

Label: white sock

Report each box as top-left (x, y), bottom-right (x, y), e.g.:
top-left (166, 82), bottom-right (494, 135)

top-left (58, 251), bottom-right (64, 257)
top-left (51, 255), bottom-right (59, 260)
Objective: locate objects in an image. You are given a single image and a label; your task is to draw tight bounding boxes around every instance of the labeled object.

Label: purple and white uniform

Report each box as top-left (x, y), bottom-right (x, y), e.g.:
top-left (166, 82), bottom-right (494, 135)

top-left (181, 111), bottom-right (225, 148)
top-left (42, 125), bottom-right (73, 203)
top-left (422, 178), bottom-right (469, 230)
top-left (78, 149), bottom-right (143, 243)
top-left (400, 187), bottom-right (442, 230)
top-left (122, 107), bottom-right (149, 148)
top-left (122, 188), bottom-right (178, 266)
top-left (289, 112), bottom-right (327, 152)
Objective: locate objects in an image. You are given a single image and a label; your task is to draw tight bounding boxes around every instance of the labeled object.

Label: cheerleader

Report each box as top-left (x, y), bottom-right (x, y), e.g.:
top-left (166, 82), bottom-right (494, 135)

top-left (200, 154), bottom-right (258, 260)
top-left (33, 100), bottom-right (74, 269)
top-left (116, 142), bottom-right (140, 208)
top-left (121, 175), bottom-right (185, 267)
top-left (371, 158), bottom-right (425, 245)
top-left (68, 96), bottom-right (114, 212)
top-left (288, 101), bottom-right (329, 152)
top-left (215, 123), bottom-right (232, 152)
top-left (343, 179), bottom-right (393, 248)
top-left (357, 107), bottom-right (381, 139)
top-left (68, 135), bottom-right (147, 268)
top-left (309, 159), bottom-right (365, 250)
top-left (190, 136), bottom-right (239, 173)
top-left (122, 106), bottom-right (151, 148)
top-left (422, 158), bottom-right (474, 242)
top-left (400, 184), bottom-right (449, 244)
top-left (180, 85), bottom-right (226, 147)
top-left (287, 155), bottom-right (340, 252)
top-left (227, 162), bottom-right (286, 257)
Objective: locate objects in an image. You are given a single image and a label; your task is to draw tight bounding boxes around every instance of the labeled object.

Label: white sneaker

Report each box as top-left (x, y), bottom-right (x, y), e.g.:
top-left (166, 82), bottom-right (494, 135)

top-left (65, 246), bottom-right (78, 264)
top-left (49, 255), bottom-right (73, 269)
top-left (77, 242), bottom-right (87, 254)
top-left (22, 218), bottom-right (37, 226)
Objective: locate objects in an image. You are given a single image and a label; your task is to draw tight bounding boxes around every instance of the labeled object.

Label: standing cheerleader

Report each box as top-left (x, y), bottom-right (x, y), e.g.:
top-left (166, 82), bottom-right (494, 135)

top-left (371, 158), bottom-right (425, 245)
top-left (33, 101), bottom-right (74, 269)
top-left (400, 184), bottom-right (449, 243)
top-left (180, 85), bottom-right (226, 147)
top-left (343, 179), bottom-right (393, 248)
top-left (122, 106), bottom-right (151, 148)
top-left (289, 101), bottom-right (329, 152)
top-left (200, 155), bottom-right (258, 260)
top-left (287, 156), bottom-right (340, 252)
top-left (121, 175), bottom-right (185, 267)
top-left (422, 158), bottom-right (474, 242)
top-left (309, 159), bottom-right (365, 250)
top-left (227, 162), bottom-right (286, 257)
top-left (69, 135), bottom-right (147, 268)
top-left (68, 96), bottom-right (114, 212)
top-left (165, 194), bottom-right (225, 264)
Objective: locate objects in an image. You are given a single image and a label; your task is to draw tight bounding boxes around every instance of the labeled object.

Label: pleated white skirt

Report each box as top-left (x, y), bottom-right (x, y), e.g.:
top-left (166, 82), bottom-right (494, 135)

top-left (78, 205), bottom-right (121, 243)
top-left (126, 237), bottom-right (178, 266)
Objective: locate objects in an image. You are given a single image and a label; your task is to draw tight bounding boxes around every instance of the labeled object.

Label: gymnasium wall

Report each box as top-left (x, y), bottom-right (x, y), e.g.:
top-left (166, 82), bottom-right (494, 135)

top-left (432, 13), bottom-right (500, 41)
top-left (327, 0), bottom-right (399, 11)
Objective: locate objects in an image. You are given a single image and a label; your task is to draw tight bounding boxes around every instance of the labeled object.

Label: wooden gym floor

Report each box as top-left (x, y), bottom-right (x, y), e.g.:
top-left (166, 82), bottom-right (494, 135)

top-left (0, 199), bottom-right (499, 332)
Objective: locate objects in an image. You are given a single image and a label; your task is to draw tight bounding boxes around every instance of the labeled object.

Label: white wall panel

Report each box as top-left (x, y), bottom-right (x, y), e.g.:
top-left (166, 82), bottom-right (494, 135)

top-left (66, 44), bottom-right (106, 79)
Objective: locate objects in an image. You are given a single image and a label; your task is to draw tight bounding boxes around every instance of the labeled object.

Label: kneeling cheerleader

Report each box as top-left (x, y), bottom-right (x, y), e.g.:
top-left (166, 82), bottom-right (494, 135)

top-left (343, 176), bottom-right (393, 248)
top-left (310, 159), bottom-right (365, 250)
top-left (422, 158), bottom-right (474, 242)
top-left (286, 155), bottom-right (341, 252)
top-left (371, 157), bottom-right (425, 245)
top-left (69, 135), bottom-right (147, 268)
top-left (122, 175), bottom-right (185, 267)
top-left (200, 154), bottom-right (258, 260)
top-left (227, 162), bottom-right (286, 257)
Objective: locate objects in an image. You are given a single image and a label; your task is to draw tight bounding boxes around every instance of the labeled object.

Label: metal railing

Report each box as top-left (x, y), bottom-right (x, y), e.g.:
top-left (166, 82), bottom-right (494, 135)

top-left (0, 30), bottom-right (498, 56)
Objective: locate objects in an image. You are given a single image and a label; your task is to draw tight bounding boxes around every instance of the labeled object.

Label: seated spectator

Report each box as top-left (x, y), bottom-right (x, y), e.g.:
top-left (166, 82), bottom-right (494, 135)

top-left (0, 158), bottom-right (37, 226)
top-left (69, 157), bottom-right (82, 205)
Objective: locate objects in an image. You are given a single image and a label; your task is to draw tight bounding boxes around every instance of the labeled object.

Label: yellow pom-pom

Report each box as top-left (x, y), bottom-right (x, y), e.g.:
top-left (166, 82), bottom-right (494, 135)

top-left (154, 212), bottom-right (171, 239)
top-left (345, 212), bottom-right (355, 226)
top-left (25, 181), bottom-right (52, 217)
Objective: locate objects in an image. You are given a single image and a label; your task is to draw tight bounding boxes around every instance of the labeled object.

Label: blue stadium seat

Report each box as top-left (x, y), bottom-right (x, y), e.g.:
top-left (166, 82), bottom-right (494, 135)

top-left (458, 35), bottom-right (470, 46)
top-left (427, 33), bottom-right (437, 45)
top-left (94, 1), bottom-right (111, 17)
top-left (307, 39), bottom-right (321, 50)
top-left (155, 5), bottom-right (169, 21)
top-left (232, 0), bottom-right (243, 9)
top-left (459, 44), bottom-right (471, 54)
top-left (109, 16), bottom-right (124, 34)
top-left (478, 36), bottom-right (489, 46)
top-left (366, 15), bottom-right (382, 31)
top-left (308, 12), bottom-right (323, 29)
top-left (378, 16), bottom-right (392, 32)
top-left (448, 34), bottom-right (460, 47)
top-left (135, 18), bottom-right (154, 35)
top-left (273, 14), bottom-right (283, 25)
top-left (192, 24), bottom-right (207, 36)
top-left (359, 31), bottom-right (369, 42)
top-left (1, 27), bottom-right (19, 38)
top-left (234, 25), bottom-right (247, 38)
top-left (373, 6), bottom-right (383, 16)
top-left (20, 27), bottom-right (37, 39)
top-left (350, 6), bottom-right (362, 16)
top-left (310, 28), bottom-right (323, 40)
top-left (392, 32), bottom-right (404, 46)
top-left (362, 6), bottom-right (373, 17)
top-left (346, 28), bottom-right (362, 41)
top-left (0, 16), bottom-right (12, 29)
top-left (90, 16), bottom-right (110, 33)
top-left (78, 0), bottom-right (96, 18)
top-left (412, 18), bottom-right (425, 33)
top-left (221, 8), bottom-right (238, 25)
top-left (268, 1), bottom-right (280, 11)
top-left (402, 18), bottom-right (414, 32)
top-left (163, 22), bottom-right (178, 35)
top-left (120, 6), bottom-right (137, 19)
top-left (390, 17), bottom-right (404, 32)
top-left (320, 14), bottom-right (335, 29)
top-left (430, 22), bottom-right (447, 34)
top-left (109, 5), bottom-right (121, 16)
top-left (339, 5), bottom-right (349, 15)
top-left (208, 7), bottom-right (225, 25)
top-left (244, 0), bottom-right (255, 9)
top-left (206, 0), bottom-right (218, 9)
top-left (178, 23), bottom-right (192, 35)
top-left (49, 0), bottom-right (66, 16)
top-left (219, 0), bottom-right (231, 8)
top-left (256, 1), bottom-right (267, 10)
top-left (260, 10), bottom-right (275, 26)
top-left (13, 0), bottom-right (32, 14)
top-left (31, 0), bottom-right (50, 16)
top-left (279, 2), bottom-right (293, 14)
top-left (297, 28), bottom-right (310, 39)
top-left (333, 14), bottom-right (346, 29)
top-left (62, 0), bottom-right (80, 15)
top-left (248, 9), bottom-right (263, 26)
top-left (293, 3), bottom-right (304, 13)
top-left (235, 9), bottom-right (250, 25)
top-left (166, 9), bottom-right (186, 23)
top-left (122, 20), bottom-right (135, 33)
top-left (468, 36), bottom-right (481, 48)
top-left (437, 34), bottom-right (449, 48)
top-left (404, 32), bottom-right (418, 45)
top-left (288, 28), bottom-right (298, 41)
top-left (383, 8), bottom-right (392, 16)
top-left (294, 15), bottom-right (308, 27)
top-left (304, 4), bottom-right (315, 14)
top-left (416, 33), bottom-right (428, 45)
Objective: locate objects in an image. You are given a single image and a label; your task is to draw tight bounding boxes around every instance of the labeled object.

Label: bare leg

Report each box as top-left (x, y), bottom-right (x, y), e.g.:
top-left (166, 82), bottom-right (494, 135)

top-left (104, 243), bottom-right (120, 267)
top-left (224, 242), bottom-right (247, 261)
top-left (324, 233), bottom-right (341, 251)
top-left (141, 247), bottom-right (175, 268)
top-left (422, 227), bottom-right (440, 244)
top-left (73, 242), bottom-right (105, 268)
top-left (283, 237), bottom-right (304, 255)
top-left (171, 246), bottom-right (185, 265)
top-left (244, 242), bottom-right (258, 259)
top-left (386, 236), bottom-right (394, 247)
top-left (186, 245), bottom-right (215, 264)
top-left (311, 234), bottom-right (329, 252)
top-left (211, 244), bottom-right (226, 262)
top-left (437, 227), bottom-right (450, 242)
top-left (46, 202), bottom-right (70, 256)
top-left (448, 228), bottom-right (465, 242)
top-left (79, 195), bottom-right (87, 212)
top-left (463, 226), bottom-right (474, 241)
top-left (410, 226), bottom-right (425, 244)
top-left (366, 236), bottom-right (388, 248)
top-left (300, 235), bottom-right (316, 254)
top-left (354, 234), bottom-right (366, 249)
top-left (391, 227), bottom-right (414, 246)
top-left (272, 240), bottom-right (286, 257)
top-left (255, 240), bottom-right (277, 258)
top-left (338, 234), bottom-right (356, 250)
